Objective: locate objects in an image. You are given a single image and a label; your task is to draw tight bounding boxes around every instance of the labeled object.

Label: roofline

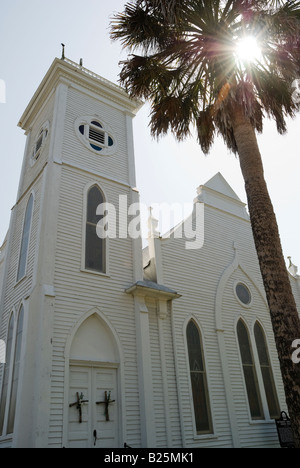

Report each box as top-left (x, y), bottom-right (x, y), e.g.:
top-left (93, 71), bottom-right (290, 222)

top-left (125, 281), bottom-right (181, 300)
top-left (18, 57), bottom-right (143, 130)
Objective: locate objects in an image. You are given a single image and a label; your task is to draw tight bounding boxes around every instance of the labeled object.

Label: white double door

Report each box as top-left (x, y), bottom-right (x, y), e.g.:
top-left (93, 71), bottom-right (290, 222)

top-left (68, 365), bottom-right (119, 448)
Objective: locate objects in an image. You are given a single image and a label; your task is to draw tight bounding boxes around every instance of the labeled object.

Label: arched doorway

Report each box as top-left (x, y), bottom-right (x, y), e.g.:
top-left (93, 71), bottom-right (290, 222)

top-left (66, 313), bottom-right (121, 448)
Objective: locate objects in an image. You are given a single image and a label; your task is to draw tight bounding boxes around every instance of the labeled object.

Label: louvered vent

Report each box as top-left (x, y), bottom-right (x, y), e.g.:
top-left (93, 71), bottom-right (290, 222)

top-left (35, 134), bottom-right (43, 153)
top-left (89, 127), bottom-right (105, 145)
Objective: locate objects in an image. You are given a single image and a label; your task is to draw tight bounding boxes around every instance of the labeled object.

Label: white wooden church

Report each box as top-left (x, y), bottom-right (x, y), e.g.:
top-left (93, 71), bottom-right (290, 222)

top-left (0, 57), bottom-right (300, 449)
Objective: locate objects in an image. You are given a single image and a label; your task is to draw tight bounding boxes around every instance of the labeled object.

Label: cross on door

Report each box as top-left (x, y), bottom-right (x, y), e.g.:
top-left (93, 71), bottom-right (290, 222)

top-left (69, 392), bottom-right (89, 424)
top-left (96, 391), bottom-right (115, 421)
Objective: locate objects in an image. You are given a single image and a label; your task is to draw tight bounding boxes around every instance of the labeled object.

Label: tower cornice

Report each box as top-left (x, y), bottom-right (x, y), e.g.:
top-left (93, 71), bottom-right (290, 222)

top-left (18, 57), bottom-right (143, 131)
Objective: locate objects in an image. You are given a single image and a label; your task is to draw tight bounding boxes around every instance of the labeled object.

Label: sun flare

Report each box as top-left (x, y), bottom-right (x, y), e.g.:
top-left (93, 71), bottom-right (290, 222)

top-left (236, 36), bottom-right (262, 63)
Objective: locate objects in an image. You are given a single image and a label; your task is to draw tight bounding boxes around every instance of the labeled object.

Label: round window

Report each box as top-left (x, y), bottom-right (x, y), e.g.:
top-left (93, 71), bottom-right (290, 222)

top-left (236, 283), bottom-right (252, 305)
top-left (75, 115), bottom-right (116, 156)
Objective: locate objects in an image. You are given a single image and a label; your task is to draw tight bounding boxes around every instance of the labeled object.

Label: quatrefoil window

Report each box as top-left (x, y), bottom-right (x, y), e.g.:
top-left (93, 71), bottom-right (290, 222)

top-left (76, 116), bottom-right (116, 155)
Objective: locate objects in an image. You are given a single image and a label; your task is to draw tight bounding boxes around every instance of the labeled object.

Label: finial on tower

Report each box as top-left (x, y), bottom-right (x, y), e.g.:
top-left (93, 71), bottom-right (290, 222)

top-left (61, 43), bottom-right (65, 60)
top-left (288, 256), bottom-right (299, 277)
top-left (148, 207), bottom-right (160, 239)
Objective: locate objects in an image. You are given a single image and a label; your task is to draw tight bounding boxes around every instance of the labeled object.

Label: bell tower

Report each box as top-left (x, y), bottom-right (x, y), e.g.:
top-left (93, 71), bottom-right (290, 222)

top-left (0, 57), bottom-right (144, 448)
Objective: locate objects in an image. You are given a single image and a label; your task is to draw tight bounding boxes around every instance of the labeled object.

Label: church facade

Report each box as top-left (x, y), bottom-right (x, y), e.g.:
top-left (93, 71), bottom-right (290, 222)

top-left (0, 57), bottom-right (300, 448)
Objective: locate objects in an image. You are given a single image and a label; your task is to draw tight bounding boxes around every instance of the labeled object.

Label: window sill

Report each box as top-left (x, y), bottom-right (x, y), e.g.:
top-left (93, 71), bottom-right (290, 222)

top-left (193, 434), bottom-right (218, 442)
top-left (0, 434), bottom-right (13, 445)
top-left (14, 274), bottom-right (27, 288)
top-left (249, 419), bottom-right (276, 425)
top-left (80, 268), bottom-right (110, 279)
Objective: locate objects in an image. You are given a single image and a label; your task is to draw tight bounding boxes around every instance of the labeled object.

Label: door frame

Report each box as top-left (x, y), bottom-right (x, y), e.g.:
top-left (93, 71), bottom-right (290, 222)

top-left (64, 360), bottom-right (122, 448)
top-left (62, 308), bottom-right (125, 448)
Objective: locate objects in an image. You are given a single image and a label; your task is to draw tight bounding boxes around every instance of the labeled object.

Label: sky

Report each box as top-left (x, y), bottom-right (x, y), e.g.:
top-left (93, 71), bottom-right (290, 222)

top-left (0, 0), bottom-right (300, 267)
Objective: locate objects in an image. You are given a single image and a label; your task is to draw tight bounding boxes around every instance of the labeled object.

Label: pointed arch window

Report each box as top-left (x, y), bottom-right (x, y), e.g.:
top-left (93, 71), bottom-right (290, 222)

top-left (0, 314), bottom-right (14, 436)
top-left (186, 320), bottom-right (213, 434)
top-left (254, 322), bottom-right (280, 419)
top-left (17, 194), bottom-right (34, 282)
top-left (7, 306), bottom-right (24, 434)
top-left (237, 320), bottom-right (264, 420)
top-left (85, 185), bottom-right (105, 274)
top-left (0, 306), bottom-right (24, 437)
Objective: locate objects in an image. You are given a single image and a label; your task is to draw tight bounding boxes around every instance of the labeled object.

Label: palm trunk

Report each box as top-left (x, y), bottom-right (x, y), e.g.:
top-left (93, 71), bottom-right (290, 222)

top-left (232, 104), bottom-right (300, 448)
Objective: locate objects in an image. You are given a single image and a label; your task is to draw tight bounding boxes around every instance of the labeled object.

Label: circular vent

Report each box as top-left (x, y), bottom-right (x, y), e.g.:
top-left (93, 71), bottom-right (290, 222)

top-left (75, 116), bottom-right (116, 155)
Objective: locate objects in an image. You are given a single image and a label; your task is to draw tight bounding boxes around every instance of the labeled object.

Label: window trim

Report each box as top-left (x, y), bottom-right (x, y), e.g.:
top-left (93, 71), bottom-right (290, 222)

top-left (75, 116), bottom-right (117, 156)
top-left (234, 281), bottom-right (253, 308)
top-left (253, 321), bottom-right (281, 420)
top-left (237, 319), bottom-right (265, 421)
top-left (30, 121), bottom-right (49, 166)
top-left (16, 192), bottom-right (35, 284)
top-left (236, 317), bottom-right (281, 423)
top-left (185, 318), bottom-right (214, 437)
top-left (81, 182), bottom-right (110, 278)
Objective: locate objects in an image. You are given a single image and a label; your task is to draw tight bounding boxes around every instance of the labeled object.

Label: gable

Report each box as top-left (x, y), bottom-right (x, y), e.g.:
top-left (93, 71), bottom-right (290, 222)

top-left (196, 173), bottom-right (249, 220)
top-left (203, 173), bottom-right (242, 202)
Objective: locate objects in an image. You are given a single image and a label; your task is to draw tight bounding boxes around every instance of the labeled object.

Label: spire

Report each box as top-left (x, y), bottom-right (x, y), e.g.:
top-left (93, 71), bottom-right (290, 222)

top-left (145, 207), bottom-right (164, 284)
top-left (148, 207), bottom-right (160, 239)
top-left (288, 257), bottom-right (299, 277)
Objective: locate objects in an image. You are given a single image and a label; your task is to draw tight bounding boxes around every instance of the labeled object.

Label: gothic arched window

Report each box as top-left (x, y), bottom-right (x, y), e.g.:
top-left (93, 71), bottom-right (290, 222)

top-left (17, 194), bottom-right (34, 282)
top-left (0, 306), bottom-right (24, 436)
top-left (7, 306), bottom-right (24, 434)
top-left (237, 319), bottom-right (264, 420)
top-left (254, 322), bottom-right (280, 419)
top-left (85, 185), bottom-right (105, 274)
top-left (186, 320), bottom-right (213, 434)
top-left (0, 314), bottom-right (14, 435)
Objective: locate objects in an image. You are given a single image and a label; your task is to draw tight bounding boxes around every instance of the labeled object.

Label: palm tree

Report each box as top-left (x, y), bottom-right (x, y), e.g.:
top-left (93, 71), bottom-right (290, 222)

top-left (111, 0), bottom-right (300, 446)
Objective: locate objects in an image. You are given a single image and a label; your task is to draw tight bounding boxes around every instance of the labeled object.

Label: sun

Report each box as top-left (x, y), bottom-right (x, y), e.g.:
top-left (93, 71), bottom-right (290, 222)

top-left (236, 36), bottom-right (262, 63)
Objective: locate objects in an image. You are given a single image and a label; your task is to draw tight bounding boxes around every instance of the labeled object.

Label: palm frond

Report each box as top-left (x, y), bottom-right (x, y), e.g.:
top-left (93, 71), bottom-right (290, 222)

top-left (111, 0), bottom-right (300, 153)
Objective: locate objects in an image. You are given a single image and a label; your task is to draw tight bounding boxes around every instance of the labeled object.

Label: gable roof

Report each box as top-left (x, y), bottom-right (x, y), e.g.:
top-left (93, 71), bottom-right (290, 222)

top-left (196, 172), bottom-right (249, 220)
top-left (203, 173), bottom-right (243, 202)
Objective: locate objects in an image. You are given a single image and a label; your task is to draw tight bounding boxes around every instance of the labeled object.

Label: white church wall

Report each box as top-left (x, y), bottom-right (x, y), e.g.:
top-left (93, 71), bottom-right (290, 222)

top-left (0, 238), bottom-right (7, 302)
top-left (0, 60), bottom-right (144, 447)
top-left (159, 189), bottom-right (286, 448)
top-left (2, 57), bottom-right (298, 448)
top-left (222, 267), bottom-right (285, 447)
top-left (159, 224), bottom-right (234, 446)
top-left (18, 93), bottom-right (55, 200)
top-left (62, 86), bottom-right (131, 186)
top-left (0, 173), bottom-right (44, 330)
top-left (0, 171), bottom-right (45, 447)
top-left (49, 98), bottom-right (140, 446)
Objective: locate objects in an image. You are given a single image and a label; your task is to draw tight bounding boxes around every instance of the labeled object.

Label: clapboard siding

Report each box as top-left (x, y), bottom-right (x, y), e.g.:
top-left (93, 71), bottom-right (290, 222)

top-left (0, 172), bottom-right (44, 337)
top-left (163, 307), bottom-right (183, 447)
top-left (147, 299), bottom-right (168, 447)
top-left (222, 268), bottom-right (283, 447)
top-left (62, 87), bottom-right (130, 185)
top-left (159, 197), bottom-right (286, 448)
top-left (4, 58), bottom-right (299, 448)
top-left (49, 162), bottom-right (141, 447)
top-left (146, 298), bottom-right (183, 448)
top-left (20, 93), bottom-right (55, 199)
